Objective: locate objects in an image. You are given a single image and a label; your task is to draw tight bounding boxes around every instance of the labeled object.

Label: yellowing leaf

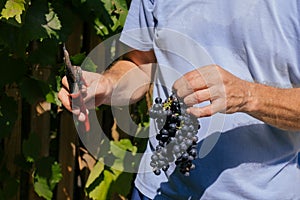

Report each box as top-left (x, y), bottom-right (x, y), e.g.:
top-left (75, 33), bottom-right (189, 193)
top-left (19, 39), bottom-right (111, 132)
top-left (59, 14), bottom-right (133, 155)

top-left (42, 6), bottom-right (62, 38)
top-left (85, 159), bottom-right (105, 189)
top-left (0, 0), bottom-right (26, 24)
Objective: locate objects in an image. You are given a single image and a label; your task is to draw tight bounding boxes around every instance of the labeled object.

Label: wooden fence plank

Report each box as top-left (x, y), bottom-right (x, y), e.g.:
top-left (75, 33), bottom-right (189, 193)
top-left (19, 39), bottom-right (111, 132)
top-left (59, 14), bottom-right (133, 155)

top-left (4, 86), bottom-right (22, 200)
top-left (56, 111), bottom-right (78, 200)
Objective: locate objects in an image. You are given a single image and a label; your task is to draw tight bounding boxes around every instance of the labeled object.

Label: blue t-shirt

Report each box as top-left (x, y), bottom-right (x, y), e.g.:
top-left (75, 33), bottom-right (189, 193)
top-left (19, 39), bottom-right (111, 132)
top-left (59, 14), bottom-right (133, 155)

top-left (120, 0), bottom-right (300, 199)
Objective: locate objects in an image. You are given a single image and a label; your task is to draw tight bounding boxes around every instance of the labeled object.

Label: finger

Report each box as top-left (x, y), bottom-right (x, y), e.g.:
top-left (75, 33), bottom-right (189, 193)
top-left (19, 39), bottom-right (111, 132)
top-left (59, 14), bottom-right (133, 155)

top-left (187, 105), bottom-right (215, 118)
top-left (78, 112), bottom-right (86, 122)
top-left (186, 99), bottom-right (226, 118)
top-left (70, 92), bottom-right (81, 99)
top-left (71, 106), bottom-right (80, 115)
top-left (173, 69), bottom-right (207, 98)
top-left (61, 76), bottom-right (69, 90)
top-left (80, 84), bottom-right (87, 98)
top-left (173, 77), bottom-right (194, 98)
top-left (58, 87), bottom-right (72, 111)
top-left (184, 89), bottom-right (211, 106)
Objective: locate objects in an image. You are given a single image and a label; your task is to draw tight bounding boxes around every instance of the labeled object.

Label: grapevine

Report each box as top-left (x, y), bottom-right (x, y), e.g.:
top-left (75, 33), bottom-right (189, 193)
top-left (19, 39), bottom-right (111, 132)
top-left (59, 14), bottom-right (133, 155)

top-left (149, 94), bottom-right (200, 176)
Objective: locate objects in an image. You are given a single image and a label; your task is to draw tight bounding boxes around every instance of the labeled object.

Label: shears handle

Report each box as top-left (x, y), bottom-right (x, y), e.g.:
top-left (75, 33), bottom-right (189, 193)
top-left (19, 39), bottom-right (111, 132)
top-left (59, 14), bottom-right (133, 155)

top-left (63, 44), bottom-right (90, 132)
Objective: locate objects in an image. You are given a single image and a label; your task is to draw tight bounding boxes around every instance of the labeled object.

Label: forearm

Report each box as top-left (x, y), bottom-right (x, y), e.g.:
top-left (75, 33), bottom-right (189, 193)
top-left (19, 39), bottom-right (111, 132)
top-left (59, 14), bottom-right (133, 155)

top-left (244, 82), bottom-right (300, 131)
top-left (102, 60), bottom-right (153, 105)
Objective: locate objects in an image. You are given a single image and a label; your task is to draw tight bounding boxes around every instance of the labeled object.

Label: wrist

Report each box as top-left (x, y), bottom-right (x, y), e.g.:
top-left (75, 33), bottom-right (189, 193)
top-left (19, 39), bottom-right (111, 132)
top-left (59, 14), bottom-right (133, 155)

top-left (95, 74), bottom-right (114, 106)
top-left (241, 81), bottom-right (260, 114)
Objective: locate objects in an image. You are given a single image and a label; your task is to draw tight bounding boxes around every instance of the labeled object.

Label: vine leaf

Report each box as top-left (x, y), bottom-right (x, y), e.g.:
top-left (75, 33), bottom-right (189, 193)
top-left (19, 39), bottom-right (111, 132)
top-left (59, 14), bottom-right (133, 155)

top-left (85, 139), bottom-right (138, 199)
top-left (34, 159), bottom-right (62, 200)
top-left (49, 162), bottom-right (63, 190)
top-left (42, 6), bottom-right (62, 38)
top-left (21, 0), bottom-right (48, 41)
top-left (33, 176), bottom-right (53, 200)
top-left (81, 57), bottom-right (98, 72)
top-left (85, 159), bottom-right (105, 188)
top-left (0, 0), bottom-right (26, 23)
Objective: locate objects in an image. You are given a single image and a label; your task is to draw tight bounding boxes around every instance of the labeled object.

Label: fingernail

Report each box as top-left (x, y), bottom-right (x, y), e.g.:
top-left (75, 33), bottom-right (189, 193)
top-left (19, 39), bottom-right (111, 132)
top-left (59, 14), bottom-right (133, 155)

top-left (186, 108), bottom-right (191, 114)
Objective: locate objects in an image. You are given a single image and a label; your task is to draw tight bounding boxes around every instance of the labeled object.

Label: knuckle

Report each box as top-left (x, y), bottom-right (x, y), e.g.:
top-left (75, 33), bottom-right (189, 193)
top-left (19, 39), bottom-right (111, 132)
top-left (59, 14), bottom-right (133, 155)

top-left (194, 91), bottom-right (202, 103)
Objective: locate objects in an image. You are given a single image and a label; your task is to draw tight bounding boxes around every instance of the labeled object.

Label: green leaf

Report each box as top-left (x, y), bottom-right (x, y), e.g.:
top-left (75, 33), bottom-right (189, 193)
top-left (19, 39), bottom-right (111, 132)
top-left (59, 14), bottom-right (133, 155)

top-left (85, 160), bottom-right (105, 189)
top-left (94, 18), bottom-right (109, 36)
top-left (81, 57), bottom-right (98, 72)
top-left (88, 169), bottom-right (116, 200)
top-left (109, 139), bottom-right (137, 171)
top-left (34, 175), bottom-right (52, 200)
top-left (70, 53), bottom-right (86, 66)
top-left (114, 0), bottom-right (128, 12)
top-left (22, 132), bottom-right (41, 162)
top-left (109, 172), bottom-right (133, 198)
top-left (49, 162), bottom-right (62, 190)
top-left (33, 159), bottom-right (61, 199)
top-left (0, 0), bottom-right (26, 24)
top-left (87, 0), bottom-right (113, 27)
top-left (42, 5), bottom-right (62, 38)
top-left (21, 0), bottom-right (48, 41)
top-left (51, 1), bottom-right (75, 41)
top-left (111, 139), bottom-right (136, 156)
top-left (45, 89), bottom-right (61, 106)
top-left (110, 15), bottom-right (120, 32)
top-left (102, 0), bottom-right (113, 13)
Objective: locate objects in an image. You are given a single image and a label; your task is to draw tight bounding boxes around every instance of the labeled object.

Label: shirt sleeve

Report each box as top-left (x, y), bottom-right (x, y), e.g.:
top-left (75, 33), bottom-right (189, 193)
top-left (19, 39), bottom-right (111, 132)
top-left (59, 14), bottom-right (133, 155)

top-left (119, 0), bottom-right (156, 51)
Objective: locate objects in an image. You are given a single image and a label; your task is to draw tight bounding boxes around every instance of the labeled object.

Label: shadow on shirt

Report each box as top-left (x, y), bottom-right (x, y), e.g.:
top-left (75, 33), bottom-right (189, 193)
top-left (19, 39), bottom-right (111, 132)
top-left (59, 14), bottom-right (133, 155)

top-left (152, 124), bottom-right (300, 200)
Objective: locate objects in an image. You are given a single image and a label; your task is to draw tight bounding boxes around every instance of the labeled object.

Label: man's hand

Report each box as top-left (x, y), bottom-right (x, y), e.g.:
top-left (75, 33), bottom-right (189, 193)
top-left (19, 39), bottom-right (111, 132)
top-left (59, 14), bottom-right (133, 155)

top-left (58, 49), bottom-right (156, 123)
top-left (58, 70), bottom-right (113, 121)
top-left (173, 64), bottom-right (250, 117)
top-left (173, 64), bottom-right (300, 131)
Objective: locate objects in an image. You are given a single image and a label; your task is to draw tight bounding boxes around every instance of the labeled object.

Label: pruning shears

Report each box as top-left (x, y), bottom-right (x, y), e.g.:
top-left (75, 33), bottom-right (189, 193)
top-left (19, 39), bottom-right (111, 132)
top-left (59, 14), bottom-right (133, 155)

top-left (63, 44), bottom-right (90, 132)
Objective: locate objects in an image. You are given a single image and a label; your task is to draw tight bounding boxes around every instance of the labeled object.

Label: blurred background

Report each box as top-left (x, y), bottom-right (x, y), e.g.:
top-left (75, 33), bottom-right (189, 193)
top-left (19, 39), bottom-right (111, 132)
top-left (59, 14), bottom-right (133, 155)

top-left (0, 0), bottom-right (151, 199)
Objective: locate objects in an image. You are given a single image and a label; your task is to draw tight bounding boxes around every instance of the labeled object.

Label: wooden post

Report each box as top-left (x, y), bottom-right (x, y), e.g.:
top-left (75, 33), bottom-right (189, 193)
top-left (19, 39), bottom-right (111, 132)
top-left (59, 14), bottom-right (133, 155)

top-left (4, 85), bottom-right (22, 200)
top-left (56, 111), bottom-right (78, 200)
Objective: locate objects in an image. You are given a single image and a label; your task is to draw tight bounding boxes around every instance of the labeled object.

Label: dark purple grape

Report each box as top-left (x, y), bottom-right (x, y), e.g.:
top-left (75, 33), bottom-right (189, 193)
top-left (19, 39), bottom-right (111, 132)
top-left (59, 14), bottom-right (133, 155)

top-left (153, 103), bottom-right (162, 111)
top-left (150, 93), bottom-right (200, 176)
top-left (154, 169), bottom-right (161, 175)
top-left (150, 161), bottom-right (157, 167)
top-left (160, 129), bottom-right (169, 135)
top-left (162, 165), bottom-right (169, 172)
top-left (180, 143), bottom-right (188, 151)
top-left (173, 145), bottom-right (180, 153)
top-left (151, 154), bottom-right (158, 161)
top-left (185, 139), bottom-right (193, 146)
top-left (155, 97), bottom-right (162, 104)
top-left (189, 148), bottom-right (198, 157)
top-left (184, 172), bottom-right (190, 177)
top-left (181, 153), bottom-right (189, 161)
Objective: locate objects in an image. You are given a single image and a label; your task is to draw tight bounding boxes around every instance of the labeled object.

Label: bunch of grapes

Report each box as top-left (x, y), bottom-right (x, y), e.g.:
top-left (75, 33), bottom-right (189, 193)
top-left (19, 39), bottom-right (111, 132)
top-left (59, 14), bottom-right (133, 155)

top-left (149, 94), bottom-right (200, 176)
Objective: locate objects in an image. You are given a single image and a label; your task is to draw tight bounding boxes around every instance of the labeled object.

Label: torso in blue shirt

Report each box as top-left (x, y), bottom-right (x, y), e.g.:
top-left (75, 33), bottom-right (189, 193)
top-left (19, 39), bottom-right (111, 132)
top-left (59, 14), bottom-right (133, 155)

top-left (120, 0), bottom-right (300, 199)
